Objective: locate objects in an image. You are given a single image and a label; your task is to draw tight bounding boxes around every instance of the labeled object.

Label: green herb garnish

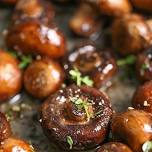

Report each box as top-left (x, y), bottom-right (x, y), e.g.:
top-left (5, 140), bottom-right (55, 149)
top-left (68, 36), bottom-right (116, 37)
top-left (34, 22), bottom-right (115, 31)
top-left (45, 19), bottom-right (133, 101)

top-left (67, 136), bottom-right (73, 149)
top-left (69, 67), bottom-right (93, 87)
top-left (95, 110), bottom-right (103, 117)
top-left (142, 141), bottom-right (152, 152)
top-left (141, 63), bottom-right (149, 70)
top-left (8, 51), bottom-right (32, 69)
top-left (71, 97), bottom-right (92, 120)
top-left (117, 55), bottom-right (136, 66)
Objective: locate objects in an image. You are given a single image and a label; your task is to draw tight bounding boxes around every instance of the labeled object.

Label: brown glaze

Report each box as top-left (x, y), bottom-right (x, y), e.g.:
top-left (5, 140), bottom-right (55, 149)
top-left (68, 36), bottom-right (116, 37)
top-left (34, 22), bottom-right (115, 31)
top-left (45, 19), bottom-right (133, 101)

top-left (0, 138), bottom-right (34, 152)
top-left (97, 142), bottom-right (133, 152)
top-left (6, 20), bottom-right (66, 59)
top-left (24, 58), bottom-right (64, 99)
top-left (41, 85), bottom-right (113, 150)
top-left (12, 0), bottom-right (55, 24)
top-left (63, 43), bottom-right (117, 88)
top-left (132, 80), bottom-right (152, 113)
top-left (0, 112), bottom-right (11, 142)
top-left (112, 14), bottom-right (152, 55)
top-left (131, 0), bottom-right (152, 12)
top-left (84, 0), bottom-right (132, 17)
top-left (0, 50), bottom-right (22, 102)
top-left (136, 47), bottom-right (152, 82)
top-left (69, 2), bottom-right (101, 37)
top-left (111, 110), bottom-right (152, 152)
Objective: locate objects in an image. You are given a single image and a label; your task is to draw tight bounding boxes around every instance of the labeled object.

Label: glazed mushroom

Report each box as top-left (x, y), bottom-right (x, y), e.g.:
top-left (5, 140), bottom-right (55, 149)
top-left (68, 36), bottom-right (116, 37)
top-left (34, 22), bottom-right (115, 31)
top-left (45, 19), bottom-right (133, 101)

top-left (84, 0), bottom-right (132, 17)
top-left (0, 112), bottom-right (11, 142)
top-left (41, 85), bottom-right (113, 150)
top-left (132, 80), bottom-right (152, 113)
top-left (69, 2), bottom-right (101, 37)
top-left (0, 49), bottom-right (22, 102)
top-left (112, 14), bottom-right (152, 55)
top-left (111, 109), bottom-right (152, 152)
top-left (0, 138), bottom-right (35, 152)
top-left (12, 0), bottom-right (55, 24)
top-left (24, 57), bottom-right (64, 99)
top-left (6, 20), bottom-right (66, 59)
top-left (136, 47), bottom-right (152, 82)
top-left (63, 43), bottom-right (117, 88)
top-left (131, 0), bottom-right (152, 13)
top-left (97, 142), bottom-right (133, 152)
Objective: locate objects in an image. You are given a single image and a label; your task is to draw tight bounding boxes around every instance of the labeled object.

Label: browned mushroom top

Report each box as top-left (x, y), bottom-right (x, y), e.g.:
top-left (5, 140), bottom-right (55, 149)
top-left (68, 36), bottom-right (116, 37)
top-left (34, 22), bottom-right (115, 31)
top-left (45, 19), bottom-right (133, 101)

top-left (111, 110), bottom-right (152, 152)
top-left (41, 85), bottom-right (113, 150)
top-left (12, 0), bottom-right (55, 24)
top-left (0, 112), bottom-right (12, 142)
top-left (63, 43), bottom-right (117, 88)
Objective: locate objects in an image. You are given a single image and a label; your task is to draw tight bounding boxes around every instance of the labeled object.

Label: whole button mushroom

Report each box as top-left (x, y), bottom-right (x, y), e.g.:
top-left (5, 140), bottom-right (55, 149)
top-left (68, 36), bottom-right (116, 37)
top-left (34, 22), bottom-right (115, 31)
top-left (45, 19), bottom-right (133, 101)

top-left (24, 58), bottom-right (64, 99)
top-left (97, 142), bottom-right (133, 152)
top-left (0, 112), bottom-right (12, 142)
top-left (0, 49), bottom-right (22, 102)
top-left (40, 85), bottom-right (113, 150)
top-left (132, 80), bottom-right (152, 113)
top-left (112, 14), bottom-right (152, 55)
top-left (63, 43), bottom-right (117, 88)
top-left (6, 21), bottom-right (66, 59)
top-left (111, 110), bottom-right (152, 152)
top-left (0, 138), bottom-right (35, 152)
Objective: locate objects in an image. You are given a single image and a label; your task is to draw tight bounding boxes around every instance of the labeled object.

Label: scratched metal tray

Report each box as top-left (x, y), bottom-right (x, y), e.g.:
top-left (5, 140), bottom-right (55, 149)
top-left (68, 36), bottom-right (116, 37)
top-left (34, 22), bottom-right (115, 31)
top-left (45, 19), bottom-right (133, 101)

top-left (0, 4), bottom-right (138, 152)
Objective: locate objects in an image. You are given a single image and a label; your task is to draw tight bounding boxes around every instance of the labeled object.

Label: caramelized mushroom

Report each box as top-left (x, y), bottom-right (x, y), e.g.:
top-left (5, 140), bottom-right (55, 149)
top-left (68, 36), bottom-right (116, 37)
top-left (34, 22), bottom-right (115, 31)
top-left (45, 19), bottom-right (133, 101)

top-left (63, 43), bottom-right (117, 88)
top-left (111, 110), bottom-right (152, 152)
top-left (69, 2), bottom-right (101, 37)
top-left (12, 0), bottom-right (55, 24)
top-left (24, 58), bottom-right (64, 99)
top-left (131, 0), bottom-right (152, 13)
top-left (84, 0), bottom-right (132, 17)
top-left (0, 49), bottom-right (22, 102)
top-left (97, 142), bottom-right (133, 152)
top-left (136, 47), bottom-right (152, 82)
top-left (41, 85), bottom-right (113, 150)
top-left (132, 80), bottom-right (152, 113)
top-left (112, 14), bottom-right (152, 55)
top-left (0, 112), bottom-right (11, 142)
top-left (0, 138), bottom-right (34, 152)
top-left (6, 20), bottom-right (66, 59)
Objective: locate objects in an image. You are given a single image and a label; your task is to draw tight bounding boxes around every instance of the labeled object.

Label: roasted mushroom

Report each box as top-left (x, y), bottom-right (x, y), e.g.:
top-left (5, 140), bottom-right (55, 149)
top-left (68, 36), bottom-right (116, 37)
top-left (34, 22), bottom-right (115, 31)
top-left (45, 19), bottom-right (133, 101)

top-left (132, 80), bottom-right (152, 113)
top-left (0, 49), bottom-right (22, 102)
top-left (0, 112), bottom-right (11, 142)
top-left (131, 0), bottom-right (152, 13)
top-left (111, 110), bottom-right (152, 152)
top-left (97, 142), bottom-right (133, 152)
top-left (63, 43), bottom-right (117, 88)
top-left (0, 0), bottom-right (17, 5)
top-left (41, 85), bottom-right (113, 150)
top-left (69, 2), bottom-right (101, 37)
top-left (136, 47), bottom-right (152, 82)
top-left (84, 0), bottom-right (132, 17)
top-left (112, 14), bottom-right (152, 55)
top-left (6, 20), bottom-right (66, 59)
top-left (12, 0), bottom-right (55, 24)
top-left (0, 138), bottom-right (35, 152)
top-left (24, 57), bottom-right (64, 99)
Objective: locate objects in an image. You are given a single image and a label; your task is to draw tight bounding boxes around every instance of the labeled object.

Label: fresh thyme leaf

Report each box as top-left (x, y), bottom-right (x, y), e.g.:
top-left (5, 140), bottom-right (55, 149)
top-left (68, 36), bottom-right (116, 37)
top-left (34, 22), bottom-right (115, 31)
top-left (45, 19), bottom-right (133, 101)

top-left (95, 110), bottom-right (103, 117)
top-left (117, 55), bottom-right (136, 66)
top-left (71, 97), bottom-right (92, 120)
top-left (142, 141), bottom-right (152, 152)
top-left (67, 136), bottom-right (73, 149)
top-left (69, 67), bottom-right (93, 87)
top-left (8, 51), bottom-right (18, 58)
top-left (19, 55), bottom-right (32, 69)
top-left (141, 63), bottom-right (149, 70)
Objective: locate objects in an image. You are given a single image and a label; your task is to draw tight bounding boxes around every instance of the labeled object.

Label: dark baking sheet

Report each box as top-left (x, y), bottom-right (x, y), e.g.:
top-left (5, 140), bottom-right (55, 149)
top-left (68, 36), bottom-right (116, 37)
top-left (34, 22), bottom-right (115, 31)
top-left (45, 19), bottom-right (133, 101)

top-left (0, 4), bottom-right (137, 152)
